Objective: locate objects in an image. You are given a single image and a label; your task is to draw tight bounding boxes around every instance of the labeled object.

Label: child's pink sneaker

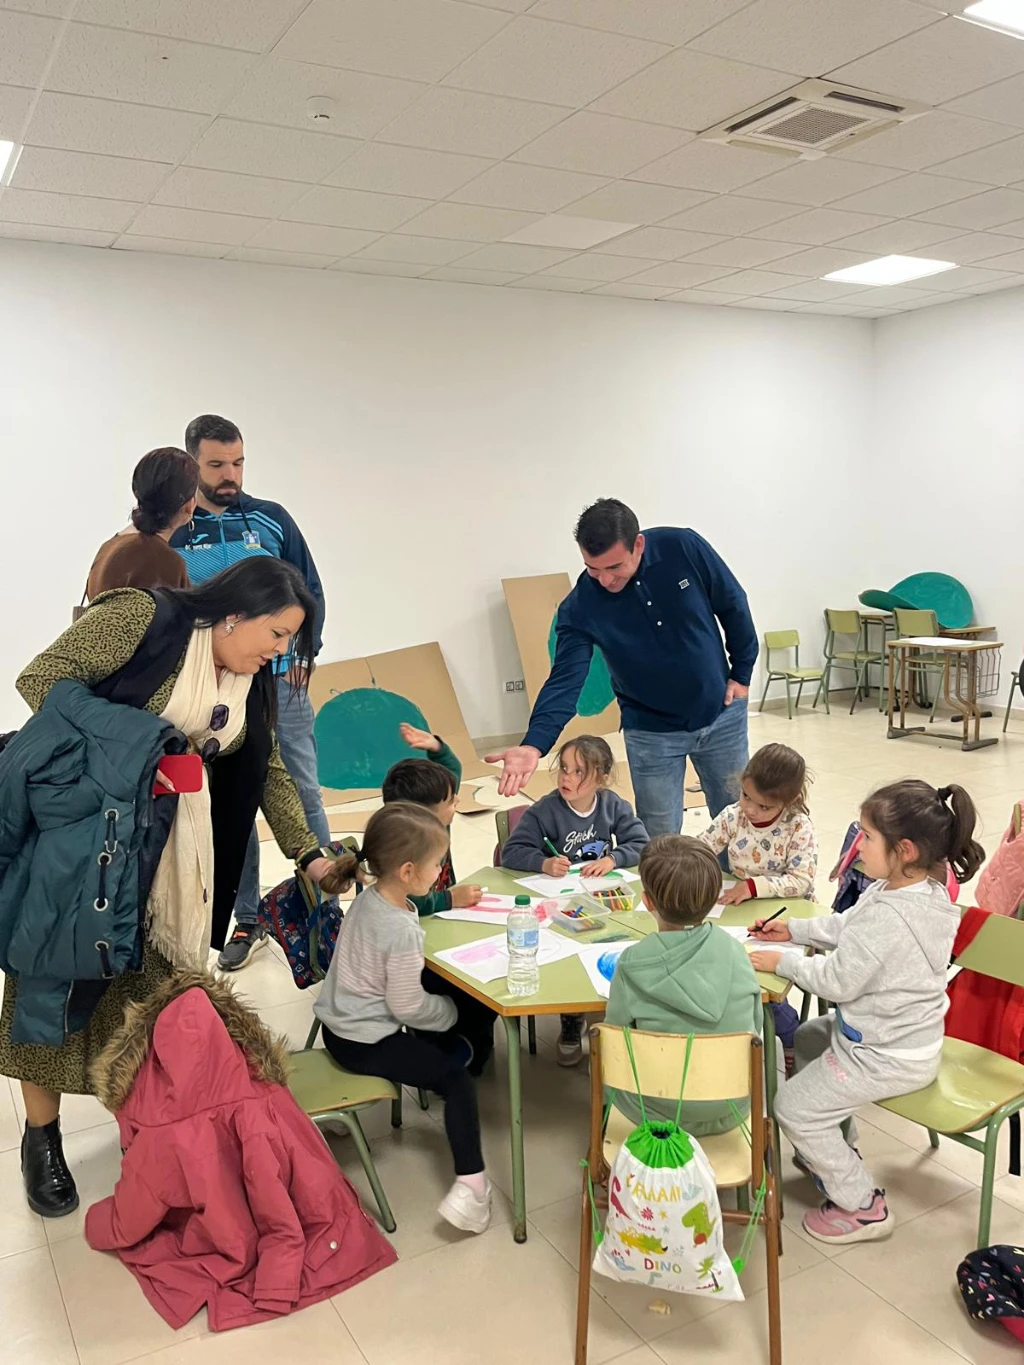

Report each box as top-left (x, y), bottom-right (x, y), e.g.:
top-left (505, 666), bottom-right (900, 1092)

top-left (801, 1190), bottom-right (893, 1245)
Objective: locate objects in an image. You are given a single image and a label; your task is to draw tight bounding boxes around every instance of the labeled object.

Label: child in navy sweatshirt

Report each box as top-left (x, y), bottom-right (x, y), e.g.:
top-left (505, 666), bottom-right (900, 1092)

top-left (500, 735), bottom-right (649, 1066)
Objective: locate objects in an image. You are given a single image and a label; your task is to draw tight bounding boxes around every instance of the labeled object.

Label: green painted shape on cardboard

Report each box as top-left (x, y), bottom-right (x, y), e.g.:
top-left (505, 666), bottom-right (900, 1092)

top-left (314, 687), bottom-right (430, 789)
top-left (547, 614), bottom-right (615, 717)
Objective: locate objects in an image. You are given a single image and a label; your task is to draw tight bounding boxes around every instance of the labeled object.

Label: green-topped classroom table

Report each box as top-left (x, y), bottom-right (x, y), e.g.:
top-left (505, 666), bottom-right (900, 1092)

top-left (423, 865), bottom-right (831, 1242)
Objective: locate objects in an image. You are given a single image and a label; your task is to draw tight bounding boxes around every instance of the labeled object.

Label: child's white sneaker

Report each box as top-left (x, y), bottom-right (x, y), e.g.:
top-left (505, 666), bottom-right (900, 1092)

top-left (438, 1177), bottom-right (491, 1234)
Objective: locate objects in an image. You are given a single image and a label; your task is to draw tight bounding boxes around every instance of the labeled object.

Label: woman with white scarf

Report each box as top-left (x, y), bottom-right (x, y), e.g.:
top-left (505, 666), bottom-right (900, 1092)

top-left (2, 558), bottom-right (333, 1218)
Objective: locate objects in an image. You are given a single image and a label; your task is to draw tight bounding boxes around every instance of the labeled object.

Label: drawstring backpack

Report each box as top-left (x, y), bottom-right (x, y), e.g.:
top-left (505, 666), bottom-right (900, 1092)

top-left (257, 840), bottom-right (353, 989)
top-left (588, 1030), bottom-right (763, 1303)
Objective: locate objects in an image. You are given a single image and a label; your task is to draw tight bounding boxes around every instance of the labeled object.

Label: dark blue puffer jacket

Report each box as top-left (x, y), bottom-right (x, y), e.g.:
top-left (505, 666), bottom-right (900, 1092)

top-left (0, 680), bottom-right (176, 1045)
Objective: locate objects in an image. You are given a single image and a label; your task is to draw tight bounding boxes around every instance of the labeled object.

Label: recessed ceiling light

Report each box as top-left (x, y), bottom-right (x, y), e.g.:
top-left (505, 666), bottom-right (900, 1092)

top-left (502, 215), bottom-right (637, 249)
top-left (960, 1), bottom-right (1024, 39)
top-left (823, 254), bottom-right (958, 286)
top-left (0, 140), bottom-right (17, 182)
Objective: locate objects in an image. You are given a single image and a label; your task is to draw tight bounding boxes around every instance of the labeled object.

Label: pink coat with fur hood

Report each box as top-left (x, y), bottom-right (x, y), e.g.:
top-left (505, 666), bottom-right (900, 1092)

top-left (85, 973), bottom-right (396, 1332)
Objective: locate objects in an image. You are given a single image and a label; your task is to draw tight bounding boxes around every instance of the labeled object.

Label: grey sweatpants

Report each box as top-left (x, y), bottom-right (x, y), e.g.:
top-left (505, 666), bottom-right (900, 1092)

top-left (774, 1015), bottom-right (937, 1212)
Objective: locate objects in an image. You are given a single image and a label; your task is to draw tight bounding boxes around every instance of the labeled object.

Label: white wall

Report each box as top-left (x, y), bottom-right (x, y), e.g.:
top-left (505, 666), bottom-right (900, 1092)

top-left (873, 289), bottom-right (1024, 670)
top-left (0, 240), bottom-right (875, 734)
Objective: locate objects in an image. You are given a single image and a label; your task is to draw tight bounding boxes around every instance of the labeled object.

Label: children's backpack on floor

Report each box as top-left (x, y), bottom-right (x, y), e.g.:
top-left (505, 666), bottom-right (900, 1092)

top-left (831, 821), bottom-right (958, 913)
top-left (975, 801), bottom-right (1024, 920)
top-left (590, 1031), bottom-right (748, 1303)
top-left (958, 1245), bottom-right (1024, 1342)
top-left (257, 840), bottom-right (351, 989)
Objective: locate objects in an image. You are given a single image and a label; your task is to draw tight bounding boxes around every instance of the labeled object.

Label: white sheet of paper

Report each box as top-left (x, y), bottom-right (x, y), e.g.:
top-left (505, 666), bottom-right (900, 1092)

top-left (432, 926), bottom-right (580, 983)
top-left (706, 905), bottom-right (724, 920)
top-left (435, 893), bottom-right (547, 925)
top-left (516, 869), bottom-right (641, 897)
top-left (721, 926), bottom-right (755, 942)
top-left (576, 941), bottom-right (634, 1000)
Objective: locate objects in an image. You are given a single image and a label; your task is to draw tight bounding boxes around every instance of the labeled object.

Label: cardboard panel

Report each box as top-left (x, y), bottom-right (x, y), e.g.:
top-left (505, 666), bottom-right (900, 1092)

top-left (308, 657), bottom-right (374, 714)
top-left (502, 572), bottom-right (619, 749)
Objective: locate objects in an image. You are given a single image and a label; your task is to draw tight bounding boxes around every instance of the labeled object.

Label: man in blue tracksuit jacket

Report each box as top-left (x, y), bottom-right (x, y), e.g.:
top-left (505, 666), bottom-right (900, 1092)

top-left (171, 413), bottom-right (331, 970)
top-left (488, 498), bottom-right (758, 837)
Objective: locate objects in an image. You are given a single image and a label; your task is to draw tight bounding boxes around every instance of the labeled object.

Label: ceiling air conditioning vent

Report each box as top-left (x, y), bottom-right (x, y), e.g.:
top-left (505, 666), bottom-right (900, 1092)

top-left (699, 80), bottom-right (930, 161)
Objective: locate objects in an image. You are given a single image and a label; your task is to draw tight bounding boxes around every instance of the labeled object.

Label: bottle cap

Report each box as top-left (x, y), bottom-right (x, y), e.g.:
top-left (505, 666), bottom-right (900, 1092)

top-left (514, 895), bottom-right (531, 905)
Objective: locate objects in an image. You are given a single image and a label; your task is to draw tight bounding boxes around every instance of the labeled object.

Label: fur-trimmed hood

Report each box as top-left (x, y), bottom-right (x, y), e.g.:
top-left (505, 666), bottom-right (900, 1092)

top-left (91, 968), bottom-right (289, 1114)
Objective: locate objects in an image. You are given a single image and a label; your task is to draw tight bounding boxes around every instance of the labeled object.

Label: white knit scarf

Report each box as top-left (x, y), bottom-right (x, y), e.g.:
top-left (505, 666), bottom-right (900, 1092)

top-left (148, 627), bottom-right (250, 968)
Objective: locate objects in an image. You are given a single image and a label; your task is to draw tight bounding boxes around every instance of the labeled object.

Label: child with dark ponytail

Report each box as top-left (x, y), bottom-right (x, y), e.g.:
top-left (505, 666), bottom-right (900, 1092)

top-left (750, 779), bottom-right (983, 1247)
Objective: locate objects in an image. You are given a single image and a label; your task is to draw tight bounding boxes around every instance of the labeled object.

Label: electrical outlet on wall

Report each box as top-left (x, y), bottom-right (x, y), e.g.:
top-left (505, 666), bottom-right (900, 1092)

top-left (504, 679), bottom-right (526, 693)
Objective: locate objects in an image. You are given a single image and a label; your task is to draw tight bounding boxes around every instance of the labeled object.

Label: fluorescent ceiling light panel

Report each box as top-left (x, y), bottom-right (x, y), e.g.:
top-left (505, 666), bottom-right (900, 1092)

top-left (503, 215), bottom-right (638, 249)
top-left (823, 254), bottom-right (958, 285)
top-left (960, 1), bottom-right (1024, 38)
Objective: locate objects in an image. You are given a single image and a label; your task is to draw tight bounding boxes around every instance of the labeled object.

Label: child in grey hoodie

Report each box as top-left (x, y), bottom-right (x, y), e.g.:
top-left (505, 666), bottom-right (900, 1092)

top-left (750, 779), bottom-right (983, 1247)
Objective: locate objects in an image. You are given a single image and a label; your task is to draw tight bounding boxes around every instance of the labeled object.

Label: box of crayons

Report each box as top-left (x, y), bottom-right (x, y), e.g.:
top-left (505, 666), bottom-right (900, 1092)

top-left (587, 885), bottom-right (639, 913)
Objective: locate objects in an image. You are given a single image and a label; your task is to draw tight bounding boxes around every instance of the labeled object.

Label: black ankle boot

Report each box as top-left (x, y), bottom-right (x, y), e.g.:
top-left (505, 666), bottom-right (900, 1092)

top-left (21, 1119), bottom-right (79, 1218)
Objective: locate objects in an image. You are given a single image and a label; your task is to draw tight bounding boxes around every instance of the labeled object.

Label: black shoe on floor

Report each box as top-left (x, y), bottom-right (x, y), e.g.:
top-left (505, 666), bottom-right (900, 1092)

top-left (217, 925), bottom-right (267, 972)
top-left (22, 1119), bottom-right (79, 1218)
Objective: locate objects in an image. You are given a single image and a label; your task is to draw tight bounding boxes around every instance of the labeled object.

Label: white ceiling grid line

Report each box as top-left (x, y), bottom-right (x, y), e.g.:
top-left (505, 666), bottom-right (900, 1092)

top-left (0, 0), bottom-right (1022, 313)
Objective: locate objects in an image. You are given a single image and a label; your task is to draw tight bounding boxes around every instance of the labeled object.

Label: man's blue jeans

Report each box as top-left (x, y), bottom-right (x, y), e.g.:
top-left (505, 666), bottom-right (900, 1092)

top-left (624, 697), bottom-right (750, 837)
top-left (234, 677), bottom-right (331, 930)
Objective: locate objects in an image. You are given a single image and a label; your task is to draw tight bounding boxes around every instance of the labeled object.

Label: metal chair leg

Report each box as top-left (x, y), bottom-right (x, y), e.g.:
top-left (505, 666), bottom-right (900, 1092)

top-left (1004, 672), bottom-right (1018, 732)
top-left (978, 1117), bottom-right (1001, 1249)
top-left (759, 673), bottom-right (772, 713)
top-left (795, 679), bottom-right (805, 714)
top-left (784, 677), bottom-right (793, 720)
top-left (416, 1088), bottom-right (430, 1110)
top-left (340, 1112), bottom-right (397, 1233)
top-left (527, 1015), bottom-right (537, 1054)
top-left (391, 1092), bottom-right (403, 1128)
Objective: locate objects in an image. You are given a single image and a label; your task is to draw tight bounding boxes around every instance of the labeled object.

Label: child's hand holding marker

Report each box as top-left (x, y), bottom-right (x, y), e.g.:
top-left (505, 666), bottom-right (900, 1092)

top-left (542, 837), bottom-right (571, 878)
top-left (748, 905), bottom-right (792, 942)
top-left (450, 884), bottom-right (483, 908)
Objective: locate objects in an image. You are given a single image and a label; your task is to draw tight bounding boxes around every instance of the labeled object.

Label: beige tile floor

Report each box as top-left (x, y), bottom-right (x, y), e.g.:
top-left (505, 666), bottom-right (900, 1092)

top-left (6, 695), bottom-right (1024, 1365)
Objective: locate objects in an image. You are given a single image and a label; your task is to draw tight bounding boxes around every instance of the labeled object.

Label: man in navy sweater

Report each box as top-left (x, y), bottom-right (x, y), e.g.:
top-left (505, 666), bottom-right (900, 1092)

top-left (489, 499), bottom-right (758, 837)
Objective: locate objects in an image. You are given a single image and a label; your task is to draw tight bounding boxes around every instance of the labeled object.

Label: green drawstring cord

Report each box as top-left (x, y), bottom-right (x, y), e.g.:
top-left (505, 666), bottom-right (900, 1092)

top-left (726, 1098), bottom-right (768, 1274)
top-left (581, 1159), bottom-right (605, 1249)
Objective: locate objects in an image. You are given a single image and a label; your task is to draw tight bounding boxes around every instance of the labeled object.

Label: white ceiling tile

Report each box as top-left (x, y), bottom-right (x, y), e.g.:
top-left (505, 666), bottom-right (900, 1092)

top-left (947, 74), bottom-right (1024, 130)
top-left (376, 87), bottom-right (565, 158)
top-left (9, 147), bottom-right (169, 202)
top-left (995, 218), bottom-right (1024, 239)
top-left (796, 302), bottom-right (875, 314)
top-left (528, 0), bottom-right (756, 45)
top-left (590, 281), bottom-right (669, 298)
top-left (225, 59), bottom-right (426, 139)
top-left (909, 263), bottom-right (1013, 291)
top-left (0, 188), bottom-right (137, 231)
top-left (325, 144), bottom-right (491, 198)
top-left (684, 237), bottom-right (798, 267)
top-left (227, 247), bottom-right (337, 268)
top-left (354, 234), bottom-right (475, 265)
top-left (0, 0), bottom-right (71, 14)
top-left (0, 222), bottom-right (116, 246)
top-left (829, 16), bottom-right (1024, 106)
top-left (247, 221), bottom-right (381, 254)
top-left (502, 213), bottom-right (636, 247)
top-left (24, 93), bottom-right (205, 161)
top-left (510, 112), bottom-right (691, 177)
top-left (710, 268), bottom-right (805, 294)
top-left (689, 0), bottom-right (937, 73)
top-left (331, 258), bottom-right (429, 277)
top-left (836, 111), bottom-right (1021, 172)
top-left (113, 235), bottom-right (229, 258)
top-left (426, 266), bottom-right (525, 283)
top-left (891, 290), bottom-right (962, 309)
top-left (922, 230), bottom-right (1018, 263)
top-left (928, 136), bottom-right (1024, 186)
top-left (394, 201), bottom-right (538, 241)
top-left (839, 283), bottom-right (945, 306)
top-left (154, 167), bottom-right (305, 218)
top-left (770, 245), bottom-right (875, 276)
top-left (187, 120), bottom-right (360, 184)
top-left (507, 274), bottom-right (596, 292)
top-left (283, 185), bottom-right (429, 231)
top-left (660, 195), bottom-right (804, 235)
top-left (597, 225), bottom-right (726, 259)
top-left (125, 205), bottom-right (266, 245)
top-left (459, 0), bottom-right (533, 10)
top-left (453, 242), bottom-right (578, 271)
top-left (829, 218), bottom-right (963, 254)
top-left (564, 180), bottom-right (709, 224)
top-left (728, 296), bottom-right (804, 309)
top-left (958, 274), bottom-right (1024, 294)
top-left (0, 10), bottom-right (60, 88)
top-left (768, 279), bottom-right (867, 301)
top-left (628, 261), bottom-right (737, 288)
top-left (543, 251), bottom-right (666, 281)
top-left (758, 207), bottom-right (891, 244)
top-left (630, 141), bottom-right (780, 193)
top-left (592, 49), bottom-right (799, 132)
top-left (966, 247), bottom-right (1024, 272)
top-left (668, 288), bottom-right (745, 304)
top-left (916, 187), bottom-right (1024, 229)
top-left (442, 16), bottom-right (668, 107)
top-left (47, 24), bottom-right (256, 113)
top-left (73, 0), bottom-right (308, 51)
top-left (276, 0), bottom-right (509, 83)
top-left (449, 162), bottom-right (608, 212)
top-left (741, 159), bottom-right (902, 207)
top-left (831, 173), bottom-right (980, 217)
top-left (0, 84), bottom-right (33, 139)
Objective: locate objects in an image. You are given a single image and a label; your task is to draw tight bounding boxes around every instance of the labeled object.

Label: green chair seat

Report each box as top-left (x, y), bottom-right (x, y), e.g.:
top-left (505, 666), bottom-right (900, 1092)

top-left (831, 650), bottom-right (878, 663)
top-left (879, 1038), bottom-right (1024, 1135)
top-left (777, 666), bottom-right (824, 680)
top-left (288, 1048), bottom-right (398, 1113)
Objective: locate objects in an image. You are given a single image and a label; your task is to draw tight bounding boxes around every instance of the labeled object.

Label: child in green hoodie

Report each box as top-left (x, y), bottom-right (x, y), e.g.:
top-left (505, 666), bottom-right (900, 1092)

top-left (605, 835), bottom-right (763, 1136)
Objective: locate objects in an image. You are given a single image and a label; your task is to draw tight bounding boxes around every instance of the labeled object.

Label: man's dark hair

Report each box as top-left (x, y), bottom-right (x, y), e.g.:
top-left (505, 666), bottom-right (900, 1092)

top-left (382, 757), bottom-right (457, 809)
top-left (574, 498), bottom-right (640, 557)
top-left (185, 414), bottom-right (243, 456)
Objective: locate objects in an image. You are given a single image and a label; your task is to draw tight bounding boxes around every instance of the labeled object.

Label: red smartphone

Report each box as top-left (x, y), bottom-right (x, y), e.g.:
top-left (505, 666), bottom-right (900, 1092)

top-left (153, 753), bottom-right (204, 796)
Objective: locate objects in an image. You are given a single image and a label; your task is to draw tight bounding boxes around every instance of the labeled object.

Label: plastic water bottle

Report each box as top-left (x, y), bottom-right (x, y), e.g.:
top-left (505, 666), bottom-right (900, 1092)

top-left (507, 895), bottom-right (540, 997)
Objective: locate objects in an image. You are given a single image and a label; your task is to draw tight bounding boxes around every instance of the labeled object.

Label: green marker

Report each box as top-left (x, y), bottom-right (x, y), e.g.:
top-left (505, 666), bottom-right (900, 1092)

top-left (543, 837), bottom-right (562, 859)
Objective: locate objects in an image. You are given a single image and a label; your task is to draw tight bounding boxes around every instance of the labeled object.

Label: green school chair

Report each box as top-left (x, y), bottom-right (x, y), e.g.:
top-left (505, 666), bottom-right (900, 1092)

top-left (759, 629), bottom-right (827, 720)
top-left (1004, 670), bottom-right (1020, 733)
top-left (877, 913), bottom-right (1024, 1249)
top-left (893, 607), bottom-right (945, 722)
top-left (815, 609), bottom-right (885, 714)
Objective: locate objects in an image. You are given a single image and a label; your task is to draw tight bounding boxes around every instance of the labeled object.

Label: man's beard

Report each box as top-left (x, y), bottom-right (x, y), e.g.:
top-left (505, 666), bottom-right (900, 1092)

top-left (199, 479), bottom-right (239, 507)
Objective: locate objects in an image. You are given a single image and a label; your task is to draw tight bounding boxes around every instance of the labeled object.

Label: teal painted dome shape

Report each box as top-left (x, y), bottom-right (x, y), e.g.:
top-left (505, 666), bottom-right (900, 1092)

top-left (547, 615), bottom-right (615, 716)
top-left (314, 687), bottom-right (431, 789)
